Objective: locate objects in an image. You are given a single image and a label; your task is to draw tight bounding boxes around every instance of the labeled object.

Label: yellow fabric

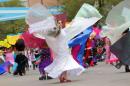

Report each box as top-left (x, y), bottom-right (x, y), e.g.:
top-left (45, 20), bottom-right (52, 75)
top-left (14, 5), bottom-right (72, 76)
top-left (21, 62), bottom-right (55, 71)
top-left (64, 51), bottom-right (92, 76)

top-left (0, 35), bottom-right (20, 48)
top-left (6, 35), bottom-right (20, 45)
top-left (0, 41), bottom-right (4, 47)
top-left (4, 39), bottom-right (11, 48)
top-left (0, 40), bottom-right (11, 48)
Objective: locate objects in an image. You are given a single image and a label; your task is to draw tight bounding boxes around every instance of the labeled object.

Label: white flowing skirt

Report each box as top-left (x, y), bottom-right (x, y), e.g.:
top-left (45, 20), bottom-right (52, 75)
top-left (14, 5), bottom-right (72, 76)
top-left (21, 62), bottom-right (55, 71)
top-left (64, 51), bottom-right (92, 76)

top-left (44, 54), bottom-right (85, 78)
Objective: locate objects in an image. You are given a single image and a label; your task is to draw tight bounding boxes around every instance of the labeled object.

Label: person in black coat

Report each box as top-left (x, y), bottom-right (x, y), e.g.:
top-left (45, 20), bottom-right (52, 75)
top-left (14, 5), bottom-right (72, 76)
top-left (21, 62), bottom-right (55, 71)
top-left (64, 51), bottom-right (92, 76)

top-left (14, 39), bottom-right (28, 76)
top-left (14, 53), bottom-right (28, 76)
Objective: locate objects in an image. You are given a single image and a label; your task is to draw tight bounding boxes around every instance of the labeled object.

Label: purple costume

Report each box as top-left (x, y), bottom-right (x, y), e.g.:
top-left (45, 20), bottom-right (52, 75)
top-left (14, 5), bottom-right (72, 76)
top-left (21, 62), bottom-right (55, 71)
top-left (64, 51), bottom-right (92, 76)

top-left (39, 48), bottom-right (52, 75)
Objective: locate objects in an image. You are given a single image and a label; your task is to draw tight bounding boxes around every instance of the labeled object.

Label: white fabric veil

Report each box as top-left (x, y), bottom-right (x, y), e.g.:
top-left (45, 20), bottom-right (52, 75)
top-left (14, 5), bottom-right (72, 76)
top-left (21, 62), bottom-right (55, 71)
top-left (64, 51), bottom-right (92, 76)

top-left (26, 3), bottom-right (56, 34)
top-left (64, 3), bottom-right (102, 40)
top-left (101, 0), bottom-right (130, 44)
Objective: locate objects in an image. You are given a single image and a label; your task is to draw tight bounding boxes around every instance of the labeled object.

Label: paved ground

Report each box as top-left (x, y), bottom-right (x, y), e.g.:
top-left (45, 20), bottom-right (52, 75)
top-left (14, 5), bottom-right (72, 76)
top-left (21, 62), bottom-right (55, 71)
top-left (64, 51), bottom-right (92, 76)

top-left (0, 62), bottom-right (130, 86)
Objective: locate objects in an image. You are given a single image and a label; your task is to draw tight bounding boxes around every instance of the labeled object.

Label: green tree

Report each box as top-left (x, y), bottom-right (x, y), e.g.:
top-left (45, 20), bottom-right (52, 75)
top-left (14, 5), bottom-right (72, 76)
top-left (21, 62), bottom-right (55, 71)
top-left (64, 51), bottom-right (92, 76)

top-left (59, 0), bottom-right (90, 21)
top-left (0, 0), bottom-right (23, 7)
top-left (59, 0), bottom-right (123, 21)
top-left (0, 0), bottom-right (26, 40)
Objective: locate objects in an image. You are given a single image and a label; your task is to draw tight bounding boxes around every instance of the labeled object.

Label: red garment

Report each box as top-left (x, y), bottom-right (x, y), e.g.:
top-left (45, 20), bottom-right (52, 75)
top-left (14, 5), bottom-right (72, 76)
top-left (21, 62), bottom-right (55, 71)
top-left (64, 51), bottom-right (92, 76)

top-left (71, 45), bottom-right (81, 63)
top-left (84, 39), bottom-right (93, 62)
top-left (21, 31), bottom-right (46, 48)
top-left (97, 47), bottom-right (103, 54)
top-left (86, 39), bottom-right (93, 49)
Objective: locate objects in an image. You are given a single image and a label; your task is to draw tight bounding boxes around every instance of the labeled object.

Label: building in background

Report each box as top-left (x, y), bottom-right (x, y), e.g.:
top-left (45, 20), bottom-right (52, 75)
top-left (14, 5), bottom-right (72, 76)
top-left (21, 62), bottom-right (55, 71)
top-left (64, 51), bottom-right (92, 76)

top-left (27, 0), bottom-right (60, 7)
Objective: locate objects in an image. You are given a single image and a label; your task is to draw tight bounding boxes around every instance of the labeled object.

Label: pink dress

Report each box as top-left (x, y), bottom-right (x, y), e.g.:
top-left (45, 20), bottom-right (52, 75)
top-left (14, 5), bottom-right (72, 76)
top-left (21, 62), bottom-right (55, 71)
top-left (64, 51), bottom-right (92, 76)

top-left (5, 52), bottom-right (14, 65)
top-left (105, 45), bottom-right (118, 64)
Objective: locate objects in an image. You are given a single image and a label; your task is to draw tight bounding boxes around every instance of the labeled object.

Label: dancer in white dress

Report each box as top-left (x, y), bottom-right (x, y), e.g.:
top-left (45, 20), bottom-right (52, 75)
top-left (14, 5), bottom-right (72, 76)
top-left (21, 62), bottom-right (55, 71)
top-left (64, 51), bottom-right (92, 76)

top-left (26, 3), bottom-right (101, 83)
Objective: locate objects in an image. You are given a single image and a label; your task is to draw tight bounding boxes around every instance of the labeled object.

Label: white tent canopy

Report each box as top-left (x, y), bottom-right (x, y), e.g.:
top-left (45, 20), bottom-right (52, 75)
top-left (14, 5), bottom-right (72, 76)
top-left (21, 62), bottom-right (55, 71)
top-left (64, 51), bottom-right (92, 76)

top-left (0, 6), bottom-right (64, 21)
top-left (0, 8), bottom-right (29, 14)
top-left (0, 7), bottom-right (29, 21)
